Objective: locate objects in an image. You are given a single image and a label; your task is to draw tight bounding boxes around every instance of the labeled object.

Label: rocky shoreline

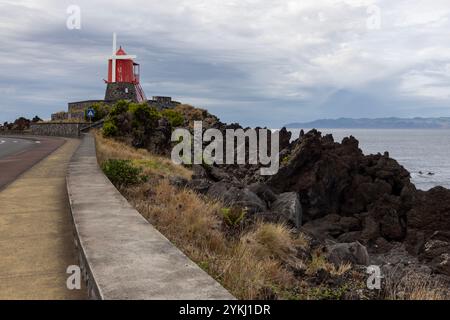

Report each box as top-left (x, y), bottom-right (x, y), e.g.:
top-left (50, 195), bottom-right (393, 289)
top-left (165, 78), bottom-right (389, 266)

top-left (107, 103), bottom-right (450, 297)
top-left (168, 107), bottom-right (450, 290)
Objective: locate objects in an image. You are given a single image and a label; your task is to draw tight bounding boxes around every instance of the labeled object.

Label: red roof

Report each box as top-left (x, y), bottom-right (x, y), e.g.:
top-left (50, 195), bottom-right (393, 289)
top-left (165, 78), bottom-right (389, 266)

top-left (116, 46), bottom-right (127, 55)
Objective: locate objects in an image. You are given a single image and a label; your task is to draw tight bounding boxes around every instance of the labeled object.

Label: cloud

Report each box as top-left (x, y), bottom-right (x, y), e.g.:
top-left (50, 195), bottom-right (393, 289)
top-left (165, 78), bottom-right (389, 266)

top-left (0, 0), bottom-right (449, 126)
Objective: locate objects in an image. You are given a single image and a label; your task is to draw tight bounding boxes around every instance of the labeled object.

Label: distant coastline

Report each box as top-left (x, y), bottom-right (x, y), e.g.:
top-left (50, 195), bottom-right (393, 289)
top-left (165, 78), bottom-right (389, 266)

top-left (285, 117), bottom-right (450, 129)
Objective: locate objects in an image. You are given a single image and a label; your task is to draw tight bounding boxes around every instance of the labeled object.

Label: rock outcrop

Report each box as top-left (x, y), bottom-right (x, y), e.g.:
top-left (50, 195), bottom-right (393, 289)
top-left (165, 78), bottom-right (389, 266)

top-left (207, 181), bottom-right (267, 214)
top-left (267, 129), bottom-right (413, 223)
top-left (326, 241), bottom-right (370, 266)
top-left (141, 107), bottom-right (450, 281)
top-left (270, 192), bottom-right (302, 228)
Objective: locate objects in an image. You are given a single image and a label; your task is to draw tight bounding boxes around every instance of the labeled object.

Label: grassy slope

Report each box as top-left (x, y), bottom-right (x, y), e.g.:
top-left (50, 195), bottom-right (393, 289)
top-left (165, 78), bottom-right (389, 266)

top-left (94, 131), bottom-right (448, 300)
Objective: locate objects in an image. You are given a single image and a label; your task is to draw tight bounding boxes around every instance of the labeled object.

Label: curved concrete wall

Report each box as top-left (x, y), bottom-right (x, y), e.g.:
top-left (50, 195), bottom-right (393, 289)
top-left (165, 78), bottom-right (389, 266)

top-left (66, 134), bottom-right (234, 300)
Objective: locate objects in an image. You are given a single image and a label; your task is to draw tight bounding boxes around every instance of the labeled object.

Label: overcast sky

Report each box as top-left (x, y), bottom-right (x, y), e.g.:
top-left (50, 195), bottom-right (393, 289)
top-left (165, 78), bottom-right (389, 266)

top-left (1, 0), bottom-right (450, 127)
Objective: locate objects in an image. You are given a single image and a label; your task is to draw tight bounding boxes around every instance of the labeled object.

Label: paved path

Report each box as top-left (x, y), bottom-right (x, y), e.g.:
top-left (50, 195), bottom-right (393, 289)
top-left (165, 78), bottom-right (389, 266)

top-left (0, 138), bottom-right (87, 299)
top-left (68, 134), bottom-right (234, 299)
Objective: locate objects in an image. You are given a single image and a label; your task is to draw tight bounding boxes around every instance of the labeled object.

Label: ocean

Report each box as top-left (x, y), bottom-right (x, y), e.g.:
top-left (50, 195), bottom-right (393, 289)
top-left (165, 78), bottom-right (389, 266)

top-left (287, 128), bottom-right (450, 191)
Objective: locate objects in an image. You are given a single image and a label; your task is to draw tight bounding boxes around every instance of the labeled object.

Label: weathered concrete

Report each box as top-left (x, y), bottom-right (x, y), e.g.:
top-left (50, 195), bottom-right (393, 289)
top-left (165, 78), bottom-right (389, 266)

top-left (0, 138), bottom-right (87, 299)
top-left (67, 134), bottom-right (234, 300)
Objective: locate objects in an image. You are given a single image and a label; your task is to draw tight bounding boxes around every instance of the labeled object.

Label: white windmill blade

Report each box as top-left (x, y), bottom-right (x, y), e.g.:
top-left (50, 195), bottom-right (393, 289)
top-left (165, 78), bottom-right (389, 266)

top-left (112, 33), bottom-right (117, 82)
top-left (109, 55), bottom-right (137, 60)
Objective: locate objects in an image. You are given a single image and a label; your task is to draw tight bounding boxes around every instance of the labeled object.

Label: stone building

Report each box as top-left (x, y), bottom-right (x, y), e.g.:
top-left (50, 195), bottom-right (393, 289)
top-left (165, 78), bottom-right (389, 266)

top-left (148, 96), bottom-right (180, 110)
top-left (52, 34), bottom-right (179, 121)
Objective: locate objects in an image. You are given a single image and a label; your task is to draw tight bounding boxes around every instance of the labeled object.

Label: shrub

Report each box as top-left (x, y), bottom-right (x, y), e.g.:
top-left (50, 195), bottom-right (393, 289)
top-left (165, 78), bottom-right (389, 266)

top-left (105, 100), bottom-right (133, 136)
top-left (101, 159), bottom-right (146, 186)
top-left (129, 103), bottom-right (161, 128)
top-left (221, 207), bottom-right (247, 227)
top-left (128, 103), bottom-right (161, 146)
top-left (161, 109), bottom-right (184, 127)
top-left (109, 100), bottom-right (130, 117)
top-left (102, 101), bottom-right (164, 142)
top-left (85, 102), bottom-right (109, 122)
top-left (32, 115), bottom-right (42, 123)
top-left (102, 120), bottom-right (118, 137)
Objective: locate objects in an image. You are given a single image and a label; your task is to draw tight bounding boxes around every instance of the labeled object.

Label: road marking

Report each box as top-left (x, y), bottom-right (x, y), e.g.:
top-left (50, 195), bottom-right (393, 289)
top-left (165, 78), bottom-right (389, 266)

top-left (13, 141), bottom-right (18, 143)
top-left (0, 140), bottom-right (5, 144)
top-left (35, 141), bottom-right (41, 144)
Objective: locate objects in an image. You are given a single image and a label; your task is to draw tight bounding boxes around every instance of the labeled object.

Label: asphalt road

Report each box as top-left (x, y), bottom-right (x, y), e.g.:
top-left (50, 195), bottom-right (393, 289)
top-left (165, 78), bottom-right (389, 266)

top-left (0, 136), bottom-right (65, 190)
top-left (0, 137), bottom-right (39, 160)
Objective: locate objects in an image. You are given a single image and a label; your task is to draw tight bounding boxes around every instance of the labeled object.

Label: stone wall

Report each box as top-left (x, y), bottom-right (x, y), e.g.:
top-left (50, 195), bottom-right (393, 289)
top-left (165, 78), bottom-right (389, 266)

top-left (104, 83), bottom-right (139, 101)
top-left (30, 123), bottom-right (82, 137)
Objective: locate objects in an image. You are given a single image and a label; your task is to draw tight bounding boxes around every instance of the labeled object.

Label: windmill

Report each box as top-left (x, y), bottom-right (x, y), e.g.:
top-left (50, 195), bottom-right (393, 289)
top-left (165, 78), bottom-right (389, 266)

top-left (105, 33), bottom-right (147, 102)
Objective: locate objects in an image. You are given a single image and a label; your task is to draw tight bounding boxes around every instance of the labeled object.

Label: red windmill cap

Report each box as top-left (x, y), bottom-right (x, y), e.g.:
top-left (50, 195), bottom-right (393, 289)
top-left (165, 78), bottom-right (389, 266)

top-left (116, 46), bottom-right (127, 55)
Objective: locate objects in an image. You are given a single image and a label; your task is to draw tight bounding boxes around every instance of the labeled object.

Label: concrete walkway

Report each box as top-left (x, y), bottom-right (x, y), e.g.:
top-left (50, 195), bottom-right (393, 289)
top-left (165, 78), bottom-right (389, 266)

top-left (68, 134), bottom-right (234, 299)
top-left (0, 138), bottom-right (86, 299)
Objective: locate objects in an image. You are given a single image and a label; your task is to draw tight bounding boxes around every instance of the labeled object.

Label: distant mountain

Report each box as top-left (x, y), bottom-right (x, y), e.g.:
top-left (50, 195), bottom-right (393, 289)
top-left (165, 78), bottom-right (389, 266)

top-left (285, 117), bottom-right (450, 129)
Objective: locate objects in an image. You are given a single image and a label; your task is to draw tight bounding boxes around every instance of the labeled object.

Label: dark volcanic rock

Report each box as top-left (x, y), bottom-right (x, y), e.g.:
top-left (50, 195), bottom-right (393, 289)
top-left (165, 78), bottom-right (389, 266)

top-left (247, 182), bottom-right (278, 204)
top-left (192, 165), bottom-right (208, 179)
top-left (303, 214), bottom-right (345, 240)
top-left (169, 176), bottom-right (188, 188)
top-left (207, 181), bottom-right (267, 214)
top-left (431, 253), bottom-right (450, 276)
top-left (209, 166), bottom-right (233, 182)
top-left (421, 239), bottom-right (450, 276)
top-left (187, 179), bottom-right (212, 194)
top-left (270, 192), bottom-right (302, 228)
top-left (407, 187), bottom-right (450, 237)
top-left (303, 214), bottom-right (362, 241)
top-left (278, 127), bottom-right (292, 151)
top-left (326, 242), bottom-right (370, 266)
top-left (159, 105), bottom-right (450, 280)
top-left (267, 129), bottom-right (413, 223)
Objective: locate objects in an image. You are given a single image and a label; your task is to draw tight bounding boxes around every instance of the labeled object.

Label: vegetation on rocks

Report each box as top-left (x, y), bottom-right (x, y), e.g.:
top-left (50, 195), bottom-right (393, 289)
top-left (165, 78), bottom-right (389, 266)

top-left (101, 100), bottom-right (184, 154)
top-left (93, 101), bottom-right (450, 300)
top-left (95, 131), bottom-right (369, 300)
top-left (161, 108), bottom-right (184, 128)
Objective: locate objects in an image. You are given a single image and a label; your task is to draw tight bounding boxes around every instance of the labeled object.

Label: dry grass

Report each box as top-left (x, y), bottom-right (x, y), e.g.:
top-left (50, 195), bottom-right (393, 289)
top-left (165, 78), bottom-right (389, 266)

top-left (124, 180), bottom-right (226, 256)
top-left (95, 132), bottom-right (300, 299)
top-left (121, 179), bottom-right (297, 299)
top-left (94, 131), bottom-right (191, 179)
top-left (383, 269), bottom-right (449, 300)
top-left (94, 132), bottom-right (381, 300)
top-left (306, 249), bottom-right (352, 277)
top-left (174, 104), bottom-right (219, 129)
top-left (241, 223), bottom-right (297, 261)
